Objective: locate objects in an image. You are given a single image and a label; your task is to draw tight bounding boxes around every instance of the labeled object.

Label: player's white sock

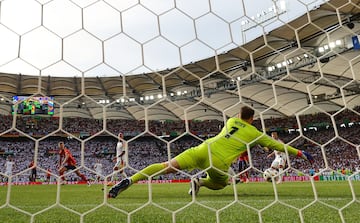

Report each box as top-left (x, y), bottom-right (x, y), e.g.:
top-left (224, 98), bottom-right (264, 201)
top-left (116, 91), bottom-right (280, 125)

top-left (110, 174), bottom-right (115, 182)
top-left (121, 172), bottom-right (127, 179)
top-left (277, 168), bottom-right (283, 183)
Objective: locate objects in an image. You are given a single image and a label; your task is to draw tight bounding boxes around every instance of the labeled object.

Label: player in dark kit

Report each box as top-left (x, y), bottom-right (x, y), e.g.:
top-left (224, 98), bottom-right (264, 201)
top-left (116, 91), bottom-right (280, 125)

top-left (29, 160), bottom-right (37, 182)
top-left (237, 151), bottom-right (250, 183)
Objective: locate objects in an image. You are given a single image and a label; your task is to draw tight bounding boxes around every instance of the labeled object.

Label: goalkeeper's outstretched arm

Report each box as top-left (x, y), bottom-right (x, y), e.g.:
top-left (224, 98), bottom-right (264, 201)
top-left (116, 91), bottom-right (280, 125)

top-left (257, 135), bottom-right (314, 164)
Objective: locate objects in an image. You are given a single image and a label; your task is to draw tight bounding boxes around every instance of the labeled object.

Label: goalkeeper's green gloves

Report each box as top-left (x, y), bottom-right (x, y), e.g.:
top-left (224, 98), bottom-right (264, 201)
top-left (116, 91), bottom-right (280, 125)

top-left (297, 150), bottom-right (314, 164)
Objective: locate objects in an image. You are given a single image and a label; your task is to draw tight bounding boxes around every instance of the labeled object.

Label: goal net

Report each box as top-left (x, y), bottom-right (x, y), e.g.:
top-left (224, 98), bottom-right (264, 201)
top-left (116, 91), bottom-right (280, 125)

top-left (0, 0), bottom-right (359, 222)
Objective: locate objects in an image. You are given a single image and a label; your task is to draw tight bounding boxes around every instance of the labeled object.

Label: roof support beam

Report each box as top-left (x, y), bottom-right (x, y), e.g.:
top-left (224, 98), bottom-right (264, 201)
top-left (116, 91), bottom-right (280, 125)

top-left (17, 73), bottom-right (22, 95)
top-left (73, 77), bottom-right (80, 96)
top-left (96, 76), bottom-right (109, 97)
top-left (47, 75), bottom-right (51, 96)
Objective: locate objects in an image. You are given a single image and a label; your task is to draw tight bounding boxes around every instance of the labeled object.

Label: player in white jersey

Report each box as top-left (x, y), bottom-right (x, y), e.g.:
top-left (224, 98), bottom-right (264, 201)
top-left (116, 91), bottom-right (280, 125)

top-left (94, 159), bottom-right (103, 183)
top-left (108, 133), bottom-right (127, 186)
top-left (267, 132), bottom-right (286, 184)
top-left (4, 157), bottom-right (15, 181)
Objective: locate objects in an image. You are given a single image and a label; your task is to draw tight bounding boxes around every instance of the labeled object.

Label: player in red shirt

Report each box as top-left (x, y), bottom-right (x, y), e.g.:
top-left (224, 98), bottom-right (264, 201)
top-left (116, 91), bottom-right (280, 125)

top-left (58, 141), bottom-right (89, 185)
top-left (46, 168), bottom-right (52, 182)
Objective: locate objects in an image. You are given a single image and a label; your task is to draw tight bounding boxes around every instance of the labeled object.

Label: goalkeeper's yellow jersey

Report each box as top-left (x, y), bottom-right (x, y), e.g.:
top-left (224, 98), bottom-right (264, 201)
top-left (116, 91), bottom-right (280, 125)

top-left (205, 117), bottom-right (299, 166)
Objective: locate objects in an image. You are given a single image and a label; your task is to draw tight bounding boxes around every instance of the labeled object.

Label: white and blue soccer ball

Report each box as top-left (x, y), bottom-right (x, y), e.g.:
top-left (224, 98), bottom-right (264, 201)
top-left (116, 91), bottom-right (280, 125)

top-left (263, 168), bottom-right (278, 182)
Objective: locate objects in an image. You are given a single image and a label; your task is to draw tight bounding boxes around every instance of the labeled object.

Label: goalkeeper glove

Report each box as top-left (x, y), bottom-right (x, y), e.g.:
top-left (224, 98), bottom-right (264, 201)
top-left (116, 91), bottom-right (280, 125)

top-left (297, 150), bottom-right (314, 164)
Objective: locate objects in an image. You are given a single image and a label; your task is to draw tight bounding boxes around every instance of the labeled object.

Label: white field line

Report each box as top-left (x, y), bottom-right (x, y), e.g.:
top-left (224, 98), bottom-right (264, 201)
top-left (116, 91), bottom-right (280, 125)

top-left (14, 197), bottom-right (351, 209)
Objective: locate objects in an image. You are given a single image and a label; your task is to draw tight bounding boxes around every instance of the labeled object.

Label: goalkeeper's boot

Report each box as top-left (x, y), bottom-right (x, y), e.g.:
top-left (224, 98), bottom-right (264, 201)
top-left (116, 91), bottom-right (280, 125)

top-left (108, 178), bottom-right (131, 198)
top-left (188, 178), bottom-right (200, 196)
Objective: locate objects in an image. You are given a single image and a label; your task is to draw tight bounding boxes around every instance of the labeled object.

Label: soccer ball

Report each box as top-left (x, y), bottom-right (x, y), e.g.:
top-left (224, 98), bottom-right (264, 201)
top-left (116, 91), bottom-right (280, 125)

top-left (263, 168), bottom-right (278, 182)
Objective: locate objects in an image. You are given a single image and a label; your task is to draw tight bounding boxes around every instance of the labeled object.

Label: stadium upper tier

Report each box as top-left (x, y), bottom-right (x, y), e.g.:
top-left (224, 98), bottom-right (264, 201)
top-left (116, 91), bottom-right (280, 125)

top-left (0, 0), bottom-right (359, 121)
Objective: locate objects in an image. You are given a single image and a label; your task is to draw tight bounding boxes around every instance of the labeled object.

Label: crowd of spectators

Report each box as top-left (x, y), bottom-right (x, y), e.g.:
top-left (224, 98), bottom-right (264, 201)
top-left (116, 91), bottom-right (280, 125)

top-left (1, 106), bottom-right (359, 138)
top-left (0, 107), bottom-right (359, 183)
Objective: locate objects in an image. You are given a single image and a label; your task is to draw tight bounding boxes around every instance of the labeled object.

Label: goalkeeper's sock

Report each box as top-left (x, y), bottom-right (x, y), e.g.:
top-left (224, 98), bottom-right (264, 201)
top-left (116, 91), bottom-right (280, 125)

top-left (130, 163), bottom-right (166, 183)
top-left (200, 178), bottom-right (226, 190)
top-left (121, 171), bottom-right (127, 179)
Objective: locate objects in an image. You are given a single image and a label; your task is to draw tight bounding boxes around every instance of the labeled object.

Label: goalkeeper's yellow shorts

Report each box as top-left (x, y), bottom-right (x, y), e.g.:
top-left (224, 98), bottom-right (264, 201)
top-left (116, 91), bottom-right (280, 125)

top-left (174, 143), bottom-right (229, 184)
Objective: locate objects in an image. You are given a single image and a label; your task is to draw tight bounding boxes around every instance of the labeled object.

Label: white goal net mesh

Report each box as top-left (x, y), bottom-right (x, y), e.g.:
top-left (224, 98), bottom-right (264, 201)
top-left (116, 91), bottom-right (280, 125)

top-left (0, 0), bottom-right (359, 222)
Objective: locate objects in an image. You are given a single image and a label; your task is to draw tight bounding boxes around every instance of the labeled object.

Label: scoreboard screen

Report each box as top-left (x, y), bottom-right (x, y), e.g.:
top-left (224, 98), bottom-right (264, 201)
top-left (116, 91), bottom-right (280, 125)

top-left (12, 96), bottom-right (54, 115)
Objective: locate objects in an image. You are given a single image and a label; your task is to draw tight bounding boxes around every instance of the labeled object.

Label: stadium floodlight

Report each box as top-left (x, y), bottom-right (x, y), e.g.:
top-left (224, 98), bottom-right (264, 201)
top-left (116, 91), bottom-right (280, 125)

top-left (241, 0), bottom-right (287, 31)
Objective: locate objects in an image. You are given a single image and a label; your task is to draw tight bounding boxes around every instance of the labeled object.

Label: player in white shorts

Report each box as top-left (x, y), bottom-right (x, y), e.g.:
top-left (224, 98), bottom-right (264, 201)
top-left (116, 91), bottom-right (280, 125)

top-left (4, 157), bottom-right (15, 179)
top-left (108, 133), bottom-right (127, 186)
top-left (267, 132), bottom-right (286, 184)
top-left (94, 159), bottom-right (103, 183)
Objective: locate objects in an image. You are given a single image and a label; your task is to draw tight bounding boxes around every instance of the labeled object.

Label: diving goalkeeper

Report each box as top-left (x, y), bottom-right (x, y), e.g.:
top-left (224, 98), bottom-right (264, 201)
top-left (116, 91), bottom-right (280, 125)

top-left (108, 106), bottom-right (314, 198)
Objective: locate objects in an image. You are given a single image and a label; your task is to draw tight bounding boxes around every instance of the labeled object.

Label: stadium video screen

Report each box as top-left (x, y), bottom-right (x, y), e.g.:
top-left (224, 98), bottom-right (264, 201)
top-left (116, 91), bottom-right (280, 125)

top-left (12, 96), bottom-right (54, 115)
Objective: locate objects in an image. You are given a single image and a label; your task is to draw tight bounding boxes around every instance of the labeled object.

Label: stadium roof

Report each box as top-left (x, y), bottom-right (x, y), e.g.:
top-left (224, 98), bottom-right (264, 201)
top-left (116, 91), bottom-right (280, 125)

top-left (0, 0), bottom-right (359, 121)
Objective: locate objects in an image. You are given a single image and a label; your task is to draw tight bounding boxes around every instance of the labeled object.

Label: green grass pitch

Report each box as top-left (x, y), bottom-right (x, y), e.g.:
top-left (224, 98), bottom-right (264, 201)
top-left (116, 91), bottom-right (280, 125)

top-left (0, 181), bottom-right (359, 223)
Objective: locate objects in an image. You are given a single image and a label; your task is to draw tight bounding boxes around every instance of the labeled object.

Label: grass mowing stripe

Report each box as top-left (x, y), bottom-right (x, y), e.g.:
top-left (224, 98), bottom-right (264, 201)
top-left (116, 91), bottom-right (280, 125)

top-left (0, 181), bottom-right (358, 223)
